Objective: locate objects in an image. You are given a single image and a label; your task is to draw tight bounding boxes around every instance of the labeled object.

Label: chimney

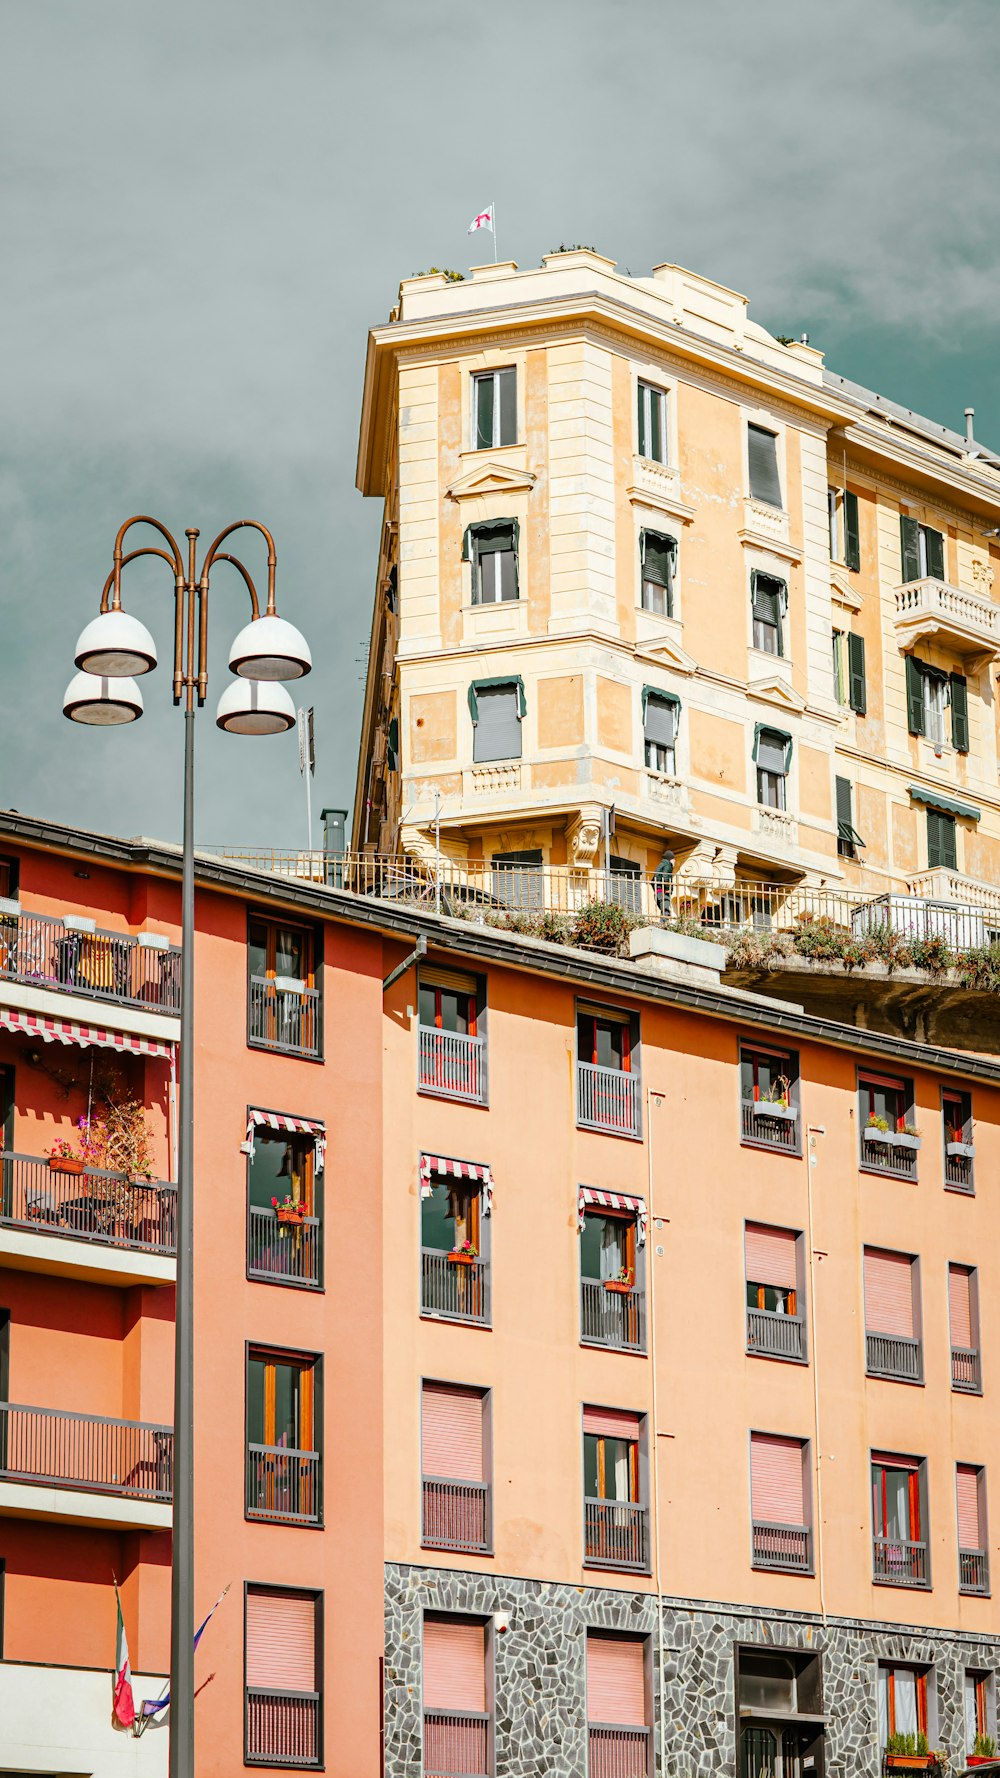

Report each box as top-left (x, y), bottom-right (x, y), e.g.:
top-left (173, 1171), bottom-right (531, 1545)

top-left (320, 807), bottom-right (348, 887)
top-left (965, 407), bottom-right (976, 447)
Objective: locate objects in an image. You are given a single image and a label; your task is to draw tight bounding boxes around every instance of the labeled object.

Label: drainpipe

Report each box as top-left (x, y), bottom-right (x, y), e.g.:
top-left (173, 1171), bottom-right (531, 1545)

top-left (805, 1123), bottom-right (828, 1627)
top-left (646, 1086), bottom-right (669, 1776)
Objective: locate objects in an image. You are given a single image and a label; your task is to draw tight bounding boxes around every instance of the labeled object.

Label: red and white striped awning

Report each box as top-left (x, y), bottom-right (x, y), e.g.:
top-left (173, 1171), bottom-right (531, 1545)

top-left (420, 1152), bottom-right (493, 1216)
top-left (0, 1006), bottom-right (175, 1060)
top-left (243, 1108), bottom-right (326, 1171)
top-left (577, 1185), bottom-right (647, 1246)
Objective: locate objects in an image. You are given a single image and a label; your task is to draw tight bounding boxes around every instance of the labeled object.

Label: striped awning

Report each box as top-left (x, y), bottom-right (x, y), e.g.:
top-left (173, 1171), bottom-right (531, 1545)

top-left (243, 1108), bottom-right (326, 1172)
top-left (0, 1006), bottom-right (175, 1060)
top-left (577, 1186), bottom-right (647, 1246)
top-left (419, 1152), bottom-right (493, 1216)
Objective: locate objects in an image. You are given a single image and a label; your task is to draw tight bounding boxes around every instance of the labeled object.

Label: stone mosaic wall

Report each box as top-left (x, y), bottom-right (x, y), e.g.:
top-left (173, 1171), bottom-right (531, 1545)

top-left (385, 1561), bottom-right (1000, 1776)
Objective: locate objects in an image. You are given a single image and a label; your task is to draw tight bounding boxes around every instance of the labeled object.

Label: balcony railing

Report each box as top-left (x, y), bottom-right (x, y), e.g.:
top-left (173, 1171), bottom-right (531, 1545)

top-left (860, 1131), bottom-right (919, 1181)
top-left (873, 1535), bottom-right (928, 1587)
top-left (421, 1248), bottom-right (490, 1327)
top-left (246, 1445), bottom-right (321, 1525)
top-left (0, 1153), bottom-right (175, 1255)
top-left (752, 1520), bottom-right (812, 1573)
top-left (866, 1331), bottom-right (923, 1383)
top-left (589, 1724), bottom-right (651, 1778)
top-left (584, 1498), bottom-right (649, 1572)
top-left (740, 1099), bottom-right (799, 1154)
top-left (952, 1345), bottom-right (982, 1394)
top-left (418, 1027), bottom-right (486, 1104)
top-left (581, 1279), bottom-right (646, 1353)
top-left (421, 1477), bottom-right (490, 1553)
top-left (0, 909), bottom-right (180, 1013)
top-left (960, 1547), bottom-right (990, 1596)
top-left (246, 1689), bottom-right (321, 1768)
top-left (247, 1205), bottom-right (321, 1289)
top-left (248, 977), bottom-right (320, 1059)
top-left (893, 575), bottom-right (1000, 659)
top-left (424, 1709), bottom-right (489, 1778)
top-left (0, 1402), bottom-right (173, 1500)
top-left (945, 1149), bottom-right (975, 1192)
top-left (577, 1063), bottom-right (640, 1138)
top-left (747, 1306), bottom-right (805, 1362)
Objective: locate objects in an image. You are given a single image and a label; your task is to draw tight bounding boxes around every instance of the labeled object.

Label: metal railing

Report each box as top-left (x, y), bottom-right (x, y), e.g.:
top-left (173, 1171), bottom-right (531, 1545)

top-left (245, 1445), bottom-right (321, 1525)
top-left (747, 1307), bottom-right (805, 1361)
top-left (589, 1724), bottom-right (651, 1778)
top-left (246, 1689), bottom-right (321, 1767)
top-left (584, 1498), bottom-right (649, 1572)
top-left (581, 1279), bottom-right (646, 1353)
top-left (945, 1150), bottom-right (975, 1192)
top-left (752, 1520), bottom-right (812, 1572)
top-left (0, 910), bottom-right (180, 1013)
top-left (247, 1204), bottom-right (321, 1289)
top-left (740, 1099), bottom-right (800, 1154)
top-left (423, 1708), bottom-right (490, 1778)
top-left (860, 1135), bottom-right (919, 1181)
top-left (959, 1547), bottom-right (990, 1596)
top-left (952, 1346), bottom-right (982, 1393)
top-left (866, 1331), bottom-right (923, 1383)
top-left (0, 1402), bottom-right (173, 1500)
top-left (422, 1477), bottom-right (490, 1553)
top-left (873, 1536), bottom-right (928, 1587)
top-left (418, 1027), bottom-right (486, 1104)
top-left (0, 1153), bottom-right (175, 1255)
top-left (248, 976), bottom-right (320, 1059)
top-left (577, 1063), bottom-right (640, 1137)
top-left (421, 1249), bottom-right (490, 1327)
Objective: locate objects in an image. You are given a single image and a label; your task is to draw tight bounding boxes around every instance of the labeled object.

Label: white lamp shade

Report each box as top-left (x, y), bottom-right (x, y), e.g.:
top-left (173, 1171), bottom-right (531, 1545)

top-left (63, 671), bottom-right (144, 725)
top-left (74, 609), bottom-right (158, 676)
top-left (228, 614), bottom-right (312, 681)
top-left (215, 677), bottom-right (296, 735)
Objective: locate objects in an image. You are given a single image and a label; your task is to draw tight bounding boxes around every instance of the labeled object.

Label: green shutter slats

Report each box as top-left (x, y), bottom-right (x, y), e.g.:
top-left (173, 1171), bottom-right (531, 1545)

top-left (836, 775), bottom-right (853, 828)
top-left (927, 809), bottom-right (957, 871)
top-left (900, 515), bottom-right (921, 585)
top-left (950, 674), bottom-right (970, 753)
top-left (475, 374), bottom-right (495, 451)
top-left (844, 491), bottom-right (861, 572)
top-left (925, 526), bottom-right (945, 582)
top-left (748, 425), bottom-right (782, 508)
top-left (905, 656), bottom-right (925, 735)
top-left (848, 633), bottom-right (867, 715)
top-left (498, 368), bottom-right (517, 446)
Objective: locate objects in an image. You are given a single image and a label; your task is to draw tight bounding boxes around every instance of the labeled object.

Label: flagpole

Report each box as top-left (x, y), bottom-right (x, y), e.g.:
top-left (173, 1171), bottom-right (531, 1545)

top-left (492, 200), bottom-right (498, 263)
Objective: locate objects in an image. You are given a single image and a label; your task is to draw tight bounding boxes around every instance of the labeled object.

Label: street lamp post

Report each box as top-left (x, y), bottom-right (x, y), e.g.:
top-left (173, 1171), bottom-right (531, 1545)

top-left (64, 516), bottom-right (311, 1778)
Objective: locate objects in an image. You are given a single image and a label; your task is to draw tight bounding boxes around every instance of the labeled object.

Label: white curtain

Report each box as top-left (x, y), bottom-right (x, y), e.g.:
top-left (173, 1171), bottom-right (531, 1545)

top-left (965, 1675), bottom-right (978, 1755)
top-left (895, 1670), bottom-right (918, 1737)
top-left (599, 1220), bottom-right (623, 1282)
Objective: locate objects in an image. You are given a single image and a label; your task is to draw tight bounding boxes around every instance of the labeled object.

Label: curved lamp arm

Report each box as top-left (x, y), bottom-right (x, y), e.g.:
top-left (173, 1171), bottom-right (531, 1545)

top-left (111, 515), bottom-right (185, 607)
top-left (194, 551), bottom-right (263, 702)
top-left (99, 547), bottom-right (179, 612)
top-left (200, 519), bottom-right (277, 614)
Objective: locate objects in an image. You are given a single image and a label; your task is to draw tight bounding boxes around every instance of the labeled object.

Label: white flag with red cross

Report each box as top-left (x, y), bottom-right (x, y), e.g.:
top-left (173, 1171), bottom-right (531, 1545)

top-left (467, 205), bottom-right (494, 235)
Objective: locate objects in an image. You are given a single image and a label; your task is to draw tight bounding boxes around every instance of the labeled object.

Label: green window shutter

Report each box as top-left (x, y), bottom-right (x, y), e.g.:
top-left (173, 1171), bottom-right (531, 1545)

top-left (925, 526), bottom-right (945, 582)
top-left (900, 515), bottom-right (921, 584)
top-left (950, 673), bottom-right (969, 752)
top-left (637, 383), bottom-right (647, 458)
top-left (497, 368), bottom-right (517, 446)
top-left (648, 389), bottom-right (663, 463)
top-left (835, 775), bottom-right (853, 829)
top-left (943, 815), bottom-right (957, 869)
top-left (928, 809), bottom-right (957, 870)
top-left (848, 633), bottom-right (867, 715)
top-left (905, 656), bottom-right (925, 736)
top-left (475, 374), bottom-right (494, 451)
top-left (387, 717), bottom-right (400, 771)
top-left (844, 491), bottom-right (861, 572)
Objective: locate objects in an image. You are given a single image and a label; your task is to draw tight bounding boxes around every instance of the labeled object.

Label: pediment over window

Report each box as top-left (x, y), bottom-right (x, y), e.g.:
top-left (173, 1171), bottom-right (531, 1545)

top-left (747, 671), bottom-right (807, 715)
top-left (635, 635), bottom-right (697, 675)
top-left (446, 461), bottom-right (537, 501)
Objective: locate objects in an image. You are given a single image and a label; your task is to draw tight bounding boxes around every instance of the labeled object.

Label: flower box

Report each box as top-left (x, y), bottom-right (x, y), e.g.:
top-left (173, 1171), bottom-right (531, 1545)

top-left (892, 1132), bottom-right (921, 1151)
top-left (751, 1100), bottom-right (796, 1122)
top-left (967, 1758), bottom-right (999, 1767)
top-left (273, 975), bottom-right (306, 993)
top-left (864, 1126), bottom-right (893, 1145)
top-left (276, 1205), bottom-right (306, 1226)
top-left (884, 1757), bottom-right (937, 1772)
top-left (0, 896), bottom-right (21, 918)
top-left (62, 915), bottom-right (96, 934)
top-left (138, 932), bottom-right (170, 951)
top-left (604, 1279), bottom-right (633, 1294)
top-left (947, 1140), bottom-right (975, 1159)
top-left (447, 1251), bottom-right (476, 1267)
top-left (49, 1156), bottom-right (85, 1177)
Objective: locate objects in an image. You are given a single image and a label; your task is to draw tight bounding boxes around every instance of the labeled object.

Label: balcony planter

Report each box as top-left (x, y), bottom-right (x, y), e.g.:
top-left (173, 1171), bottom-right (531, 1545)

top-left (275, 1205), bottom-right (306, 1226)
top-left (967, 1759), bottom-right (999, 1767)
top-left (604, 1279), bottom-right (633, 1295)
top-left (892, 1132), bottom-right (921, 1151)
top-left (864, 1125), bottom-right (893, 1146)
top-left (447, 1250), bottom-right (476, 1267)
top-left (883, 1758), bottom-right (937, 1772)
top-left (273, 975), bottom-right (305, 993)
top-left (751, 1100), bottom-right (796, 1122)
top-left (0, 896), bottom-right (20, 917)
top-left (50, 1155), bottom-right (85, 1177)
top-left (947, 1140), bottom-right (975, 1158)
top-left (62, 915), bottom-right (97, 934)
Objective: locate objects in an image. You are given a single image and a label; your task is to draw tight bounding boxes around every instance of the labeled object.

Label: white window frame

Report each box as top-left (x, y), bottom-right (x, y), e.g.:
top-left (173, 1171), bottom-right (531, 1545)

top-left (832, 629), bottom-right (847, 706)
top-left (637, 379), bottom-right (668, 465)
top-left (471, 366), bottom-right (517, 451)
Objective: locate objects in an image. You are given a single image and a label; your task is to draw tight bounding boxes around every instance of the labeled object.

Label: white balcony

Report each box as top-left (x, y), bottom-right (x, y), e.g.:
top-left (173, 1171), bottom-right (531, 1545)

top-left (893, 577), bottom-right (1000, 662)
top-left (0, 1660), bottom-right (168, 1775)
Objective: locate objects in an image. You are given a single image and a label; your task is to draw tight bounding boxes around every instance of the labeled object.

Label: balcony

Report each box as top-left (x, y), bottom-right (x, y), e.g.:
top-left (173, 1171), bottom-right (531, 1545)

top-left (866, 1331), bottom-right (923, 1383)
top-left (421, 1248), bottom-right (490, 1327)
top-left (952, 1345), bottom-right (982, 1394)
top-left (577, 1063), bottom-right (640, 1138)
top-left (246, 1689), bottom-right (321, 1768)
top-left (248, 976), bottom-right (320, 1059)
top-left (0, 909), bottom-right (180, 1013)
top-left (589, 1725), bottom-right (650, 1778)
top-left (247, 1205), bottom-right (321, 1289)
top-left (421, 1476), bottom-right (491, 1553)
top-left (752, 1520), bottom-right (812, 1573)
top-left (424, 1710), bottom-right (489, 1778)
top-left (0, 1154), bottom-right (175, 1284)
top-left (860, 1128), bottom-right (919, 1182)
top-left (740, 1098), bottom-right (800, 1155)
top-left (747, 1306), bottom-right (805, 1362)
top-left (418, 1027), bottom-right (486, 1104)
top-left (0, 1402), bottom-right (172, 1530)
top-left (960, 1547), bottom-right (990, 1596)
top-left (584, 1498), bottom-right (649, 1572)
top-left (581, 1279), bottom-right (646, 1353)
top-left (893, 576), bottom-right (1000, 663)
top-left (945, 1146), bottom-right (975, 1193)
top-left (245, 1444), bottom-right (320, 1526)
top-left (0, 1663), bottom-right (169, 1777)
top-left (873, 1535), bottom-right (928, 1587)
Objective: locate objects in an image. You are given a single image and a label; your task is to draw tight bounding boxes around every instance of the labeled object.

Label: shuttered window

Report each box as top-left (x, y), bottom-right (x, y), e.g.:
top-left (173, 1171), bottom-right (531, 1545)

top-left (639, 529), bottom-right (676, 613)
top-left (587, 1633), bottom-right (646, 1726)
top-left (951, 673), bottom-right (970, 752)
top-left (474, 368), bottom-right (516, 450)
top-left (836, 776), bottom-right (864, 858)
top-left (949, 1266), bottom-right (974, 1350)
top-left (848, 632), bottom-right (867, 713)
top-left (829, 487), bottom-right (861, 570)
top-left (745, 1225), bottom-right (797, 1289)
top-left (748, 425), bottom-right (782, 507)
top-left (471, 682), bottom-right (522, 763)
top-left (423, 1616), bottom-right (487, 1712)
top-left (927, 808), bottom-right (957, 870)
top-left (637, 381), bottom-right (666, 463)
top-left (422, 1383), bottom-right (484, 1481)
top-left (583, 1405), bottom-right (641, 1440)
top-left (900, 514), bottom-right (945, 583)
top-left (750, 1433), bottom-right (805, 1526)
top-left (957, 1466), bottom-right (983, 1550)
top-left (750, 571), bottom-right (785, 655)
top-left (246, 1588), bottom-right (318, 1692)
top-left (864, 1249), bottom-right (915, 1337)
top-left (467, 521), bottom-right (518, 605)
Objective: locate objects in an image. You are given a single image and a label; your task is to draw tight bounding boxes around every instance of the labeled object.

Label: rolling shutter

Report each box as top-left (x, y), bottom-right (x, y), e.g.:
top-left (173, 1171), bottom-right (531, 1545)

top-left (745, 1225), bottom-right (797, 1289)
top-left (748, 425), bottom-right (782, 507)
top-left (643, 692), bottom-right (677, 747)
top-left (423, 1617), bottom-right (486, 1712)
top-left (844, 491), bottom-right (861, 571)
top-left (951, 674), bottom-right (970, 753)
top-left (472, 683), bottom-right (522, 763)
top-left (422, 1383), bottom-right (483, 1481)
top-left (246, 1588), bottom-right (316, 1692)
top-left (956, 1466), bottom-right (982, 1550)
top-left (864, 1249), bottom-right (914, 1336)
top-left (750, 1433), bottom-right (804, 1526)
top-left (848, 632), bottom-right (867, 714)
top-left (949, 1266), bottom-right (973, 1349)
top-left (900, 515), bottom-right (922, 584)
top-left (587, 1634), bottom-right (646, 1727)
top-left (583, 1405), bottom-right (642, 1441)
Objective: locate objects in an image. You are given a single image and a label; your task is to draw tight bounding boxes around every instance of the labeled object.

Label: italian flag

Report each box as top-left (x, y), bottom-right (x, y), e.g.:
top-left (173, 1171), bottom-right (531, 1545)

top-left (113, 1584), bottom-right (135, 1729)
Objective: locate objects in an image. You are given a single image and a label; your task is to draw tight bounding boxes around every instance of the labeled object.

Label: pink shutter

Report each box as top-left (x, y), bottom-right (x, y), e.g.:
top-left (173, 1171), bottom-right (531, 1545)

top-left (586, 1634), bottom-right (646, 1727)
top-left (949, 1266), bottom-right (973, 1348)
top-left (864, 1249), bottom-right (914, 1336)
top-left (745, 1224), bottom-right (797, 1288)
top-left (751, 1433), bottom-right (804, 1525)
top-left (423, 1618), bottom-right (486, 1712)
top-left (583, 1406), bottom-right (642, 1441)
top-left (246, 1589), bottom-right (316, 1691)
top-left (422, 1383), bottom-right (483, 1482)
top-left (957, 1466), bottom-right (982, 1549)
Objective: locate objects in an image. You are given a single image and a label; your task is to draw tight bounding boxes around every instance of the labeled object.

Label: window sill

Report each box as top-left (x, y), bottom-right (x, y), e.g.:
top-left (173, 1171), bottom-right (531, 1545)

top-left (576, 1118), bottom-right (643, 1143)
top-left (739, 1133), bottom-right (802, 1158)
top-left (421, 1308), bottom-right (492, 1331)
top-left (746, 1345), bottom-right (807, 1366)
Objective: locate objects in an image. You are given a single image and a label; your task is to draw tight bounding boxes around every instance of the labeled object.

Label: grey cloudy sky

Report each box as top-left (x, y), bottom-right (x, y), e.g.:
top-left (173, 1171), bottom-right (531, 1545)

top-left (3, 0), bottom-right (999, 851)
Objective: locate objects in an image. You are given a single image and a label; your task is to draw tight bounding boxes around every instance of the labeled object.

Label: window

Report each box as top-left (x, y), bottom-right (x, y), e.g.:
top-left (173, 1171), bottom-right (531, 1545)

top-left (872, 1452), bottom-right (928, 1586)
top-left (864, 1248), bottom-right (922, 1383)
top-left (831, 629), bottom-right (866, 713)
top-left (745, 1225), bottom-right (804, 1362)
top-left (943, 1087), bottom-right (975, 1192)
top-left (829, 486), bottom-right (861, 570)
top-left (587, 1633), bottom-right (649, 1774)
top-left (748, 424), bottom-right (782, 507)
top-left (949, 1264), bottom-right (982, 1394)
top-left (750, 1433), bottom-right (811, 1572)
top-left (421, 1381), bottom-right (490, 1554)
top-left (927, 808), bottom-right (958, 870)
top-left (576, 1004), bottom-right (641, 1137)
top-left (737, 1647), bottom-right (824, 1778)
top-left (754, 727), bottom-right (790, 810)
top-left (905, 659), bottom-right (968, 751)
top-left (750, 570), bottom-right (786, 655)
top-left (739, 1041), bottom-right (800, 1154)
top-left (490, 848), bottom-right (542, 910)
top-left (247, 917), bottom-right (319, 1058)
top-left (423, 1616), bottom-right (490, 1778)
top-left (965, 1671), bottom-right (995, 1757)
top-left (957, 1464), bottom-right (989, 1595)
top-left (417, 967), bottom-right (485, 1103)
top-left (246, 1349), bottom-right (320, 1525)
top-left (877, 1662), bottom-right (931, 1750)
top-left (421, 1167), bottom-right (489, 1327)
top-left (609, 856), bottom-right (643, 916)
top-left (465, 521), bottom-right (518, 604)
top-left (246, 1124), bottom-right (320, 1288)
top-left (836, 777), bottom-right (864, 860)
top-left (858, 1070), bottom-right (918, 1179)
top-left (0, 856), bottom-right (19, 902)
top-left (637, 380), bottom-right (667, 463)
top-left (469, 679), bottom-right (523, 763)
top-left (580, 1201), bottom-right (645, 1353)
top-left (473, 367), bottom-right (516, 449)
top-left (245, 1585), bottom-right (322, 1768)
top-left (831, 629), bottom-right (847, 706)
top-left (642, 688), bottom-right (678, 774)
top-left (639, 529), bottom-right (676, 614)
top-left (583, 1405), bottom-right (648, 1571)
top-left (900, 514), bottom-right (945, 583)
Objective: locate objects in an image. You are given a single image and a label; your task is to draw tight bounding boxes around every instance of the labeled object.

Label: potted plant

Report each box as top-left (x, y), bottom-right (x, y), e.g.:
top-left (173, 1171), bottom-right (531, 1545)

top-left (448, 1238), bottom-right (478, 1266)
top-left (893, 1121), bottom-right (922, 1152)
top-left (884, 1730), bottom-right (937, 1771)
top-left (864, 1113), bottom-right (892, 1145)
top-left (947, 1122), bottom-right (975, 1159)
top-left (751, 1075), bottom-right (796, 1122)
top-left (969, 1730), bottom-right (998, 1765)
top-left (604, 1266), bottom-right (634, 1294)
top-left (48, 1137), bottom-right (84, 1177)
top-left (272, 1193), bottom-right (306, 1226)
